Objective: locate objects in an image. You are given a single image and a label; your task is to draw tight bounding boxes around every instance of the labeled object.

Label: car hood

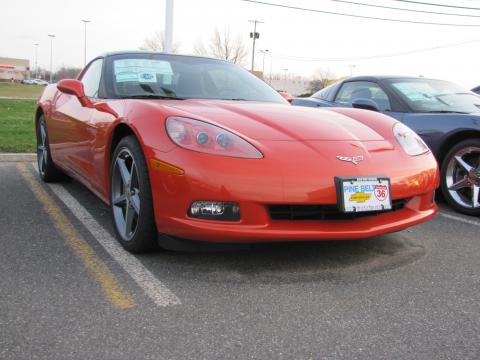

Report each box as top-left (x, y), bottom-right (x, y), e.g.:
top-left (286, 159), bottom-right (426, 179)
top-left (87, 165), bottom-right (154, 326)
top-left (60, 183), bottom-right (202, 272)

top-left (163, 100), bottom-right (385, 141)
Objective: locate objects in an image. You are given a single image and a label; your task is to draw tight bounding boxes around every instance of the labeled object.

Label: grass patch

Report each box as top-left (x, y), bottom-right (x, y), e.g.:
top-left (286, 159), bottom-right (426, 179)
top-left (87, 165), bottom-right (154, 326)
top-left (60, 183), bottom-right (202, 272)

top-left (0, 99), bottom-right (36, 152)
top-left (0, 83), bottom-right (45, 99)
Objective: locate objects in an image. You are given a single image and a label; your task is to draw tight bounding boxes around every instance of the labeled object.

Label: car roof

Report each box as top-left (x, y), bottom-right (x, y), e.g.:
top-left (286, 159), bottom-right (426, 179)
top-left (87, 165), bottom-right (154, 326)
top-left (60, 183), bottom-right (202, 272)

top-left (97, 50), bottom-right (228, 64)
top-left (346, 75), bottom-right (444, 82)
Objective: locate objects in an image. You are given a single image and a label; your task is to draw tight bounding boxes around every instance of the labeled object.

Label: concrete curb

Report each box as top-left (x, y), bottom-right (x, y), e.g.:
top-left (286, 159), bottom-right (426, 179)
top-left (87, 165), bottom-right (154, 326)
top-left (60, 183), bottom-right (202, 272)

top-left (0, 97), bottom-right (36, 100)
top-left (0, 153), bottom-right (36, 162)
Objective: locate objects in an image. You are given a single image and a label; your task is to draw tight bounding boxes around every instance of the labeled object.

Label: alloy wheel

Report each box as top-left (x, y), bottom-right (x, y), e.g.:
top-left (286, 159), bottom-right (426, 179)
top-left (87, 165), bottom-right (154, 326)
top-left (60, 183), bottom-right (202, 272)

top-left (111, 148), bottom-right (141, 241)
top-left (37, 121), bottom-right (48, 176)
top-left (445, 146), bottom-right (480, 209)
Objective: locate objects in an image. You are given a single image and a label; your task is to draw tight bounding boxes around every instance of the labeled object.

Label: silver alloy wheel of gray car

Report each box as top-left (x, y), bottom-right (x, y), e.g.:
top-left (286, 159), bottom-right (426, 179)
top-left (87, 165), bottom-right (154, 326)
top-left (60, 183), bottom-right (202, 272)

top-left (445, 146), bottom-right (480, 209)
top-left (111, 148), bottom-right (141, 241)
top-left (37, 120), bottom-right (48, 177)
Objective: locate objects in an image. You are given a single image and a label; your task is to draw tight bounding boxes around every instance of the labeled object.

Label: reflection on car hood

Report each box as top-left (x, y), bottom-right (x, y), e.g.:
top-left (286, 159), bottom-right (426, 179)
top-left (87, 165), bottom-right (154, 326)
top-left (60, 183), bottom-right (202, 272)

top-left (164, 100), bottom-right (385, 141)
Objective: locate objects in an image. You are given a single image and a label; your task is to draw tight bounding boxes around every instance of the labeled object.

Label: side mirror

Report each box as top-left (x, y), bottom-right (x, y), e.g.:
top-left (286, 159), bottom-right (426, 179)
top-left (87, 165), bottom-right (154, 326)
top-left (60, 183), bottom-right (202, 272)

top-left (57, 79), bottom-right (93, 108)
top-left (352, 98), bottom-right (380, 112)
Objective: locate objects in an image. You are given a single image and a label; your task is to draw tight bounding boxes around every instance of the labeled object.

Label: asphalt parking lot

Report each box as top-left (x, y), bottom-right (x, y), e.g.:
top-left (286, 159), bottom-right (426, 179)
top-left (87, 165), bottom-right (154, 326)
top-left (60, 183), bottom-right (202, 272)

top-left (1, 161), bottom-right (479, 360)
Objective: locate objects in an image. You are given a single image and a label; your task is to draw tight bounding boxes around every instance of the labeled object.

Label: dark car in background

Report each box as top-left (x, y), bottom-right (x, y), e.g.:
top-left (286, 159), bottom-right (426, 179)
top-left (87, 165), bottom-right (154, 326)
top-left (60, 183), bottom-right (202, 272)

top-left (471, 85), bottom-right (480, 95)
top-left (293, 76), bottom-right (480, 216)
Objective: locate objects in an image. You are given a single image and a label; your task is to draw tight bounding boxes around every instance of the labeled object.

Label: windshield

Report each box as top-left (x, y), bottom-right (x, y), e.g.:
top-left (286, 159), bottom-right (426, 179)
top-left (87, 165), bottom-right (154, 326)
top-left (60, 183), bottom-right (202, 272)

top-left (105, 53), bottom-right (286, 103)
top-left (387, 78), bottom-right (480, 114)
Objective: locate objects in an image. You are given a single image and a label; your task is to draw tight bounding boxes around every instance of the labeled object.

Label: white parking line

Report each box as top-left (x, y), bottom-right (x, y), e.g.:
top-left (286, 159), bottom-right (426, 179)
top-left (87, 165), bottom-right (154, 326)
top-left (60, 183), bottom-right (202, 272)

top-left (439, 212), bottom-right (480, 227)
top-left (47, 183), bottom-right (181, 307)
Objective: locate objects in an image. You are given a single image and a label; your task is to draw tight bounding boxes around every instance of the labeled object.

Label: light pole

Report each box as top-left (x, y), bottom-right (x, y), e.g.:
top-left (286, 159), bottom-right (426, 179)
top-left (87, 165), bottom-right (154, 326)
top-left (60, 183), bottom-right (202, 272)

top-left (259, 49), bottom-right (269, 76)
top-left (348, 64), bottom-right (356, 77)
top-left (269, 55), bottom-right (273, 84)
top-left (48, 34), bottom-right (55, 83)
top-left (81, 19), bottom-right (90, 66)
top-left (283, 68), bottom-right (288, 90)
top-left (249, 19), bottom-right (263, 72)
top-left (164, 0), bottom-right (174, 53)
top-left (33, 43), bottom-right (39, 79)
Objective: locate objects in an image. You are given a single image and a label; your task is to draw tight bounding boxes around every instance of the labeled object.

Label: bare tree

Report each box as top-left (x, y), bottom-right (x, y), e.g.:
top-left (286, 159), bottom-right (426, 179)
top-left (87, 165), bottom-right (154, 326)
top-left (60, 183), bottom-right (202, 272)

top-left (193, 41), bottom-right (208, 57)
top-left (32, 66), bottom-right (81, 81)
top-left (139, 30), bottom-right (179, 53)
top-left (55, 66), bottom-right (82, 80)
top-left (309, 68), bottom-right (334, 93)
top-left (194, 28), bottom-right (248, 65)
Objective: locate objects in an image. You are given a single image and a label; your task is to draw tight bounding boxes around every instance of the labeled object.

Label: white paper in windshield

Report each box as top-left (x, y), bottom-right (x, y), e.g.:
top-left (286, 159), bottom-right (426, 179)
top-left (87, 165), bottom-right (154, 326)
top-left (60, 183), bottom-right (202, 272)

top-left (113, 59), bottom-right (173, 83)
top-left (391, 82), bottom-right (438, 102)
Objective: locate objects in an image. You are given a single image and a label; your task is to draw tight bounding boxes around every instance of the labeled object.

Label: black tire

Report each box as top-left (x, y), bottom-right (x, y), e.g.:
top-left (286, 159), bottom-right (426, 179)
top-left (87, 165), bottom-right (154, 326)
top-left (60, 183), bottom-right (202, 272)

top-left (36, 115), bottom-right (67, 182)
top-left (110, 135), bottom-right (158, 253)
top-left (440, 138), bottom-right (480, 216)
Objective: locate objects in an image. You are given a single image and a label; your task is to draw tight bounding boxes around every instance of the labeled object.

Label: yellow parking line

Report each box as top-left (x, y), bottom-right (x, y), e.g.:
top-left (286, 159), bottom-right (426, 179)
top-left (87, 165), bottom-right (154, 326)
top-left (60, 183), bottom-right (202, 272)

top-left (16, 163), bottom-right (136, 309)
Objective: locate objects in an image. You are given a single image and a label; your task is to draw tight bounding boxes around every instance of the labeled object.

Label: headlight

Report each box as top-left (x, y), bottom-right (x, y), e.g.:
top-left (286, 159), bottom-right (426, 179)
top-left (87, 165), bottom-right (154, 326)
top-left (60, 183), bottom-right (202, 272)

top-left (166, 117), bottom-right (263, 159)
top-left (393, 122), bottom-right (429, 156)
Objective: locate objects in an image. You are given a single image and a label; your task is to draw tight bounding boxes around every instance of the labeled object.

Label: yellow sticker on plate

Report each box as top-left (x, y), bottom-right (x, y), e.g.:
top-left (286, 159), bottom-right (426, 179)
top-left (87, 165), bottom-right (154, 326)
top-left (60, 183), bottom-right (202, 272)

top-left (349, 192), bottom-right (372, 203)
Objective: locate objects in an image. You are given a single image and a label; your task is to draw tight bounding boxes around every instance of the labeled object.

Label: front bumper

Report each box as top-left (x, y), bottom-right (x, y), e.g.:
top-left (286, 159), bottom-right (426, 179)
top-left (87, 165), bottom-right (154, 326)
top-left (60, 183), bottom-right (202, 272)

top-left (155, 193), bottom-right (437, 242)
top-left (146, 141), bottom-right (439, 243)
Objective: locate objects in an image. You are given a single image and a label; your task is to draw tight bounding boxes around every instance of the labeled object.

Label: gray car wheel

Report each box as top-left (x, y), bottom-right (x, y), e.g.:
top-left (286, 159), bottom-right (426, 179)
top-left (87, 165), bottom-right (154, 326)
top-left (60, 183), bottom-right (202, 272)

top-left (441, 139), bottom-right (480, 216)
top-left (110, 135), bottom-right (157, 253)
top-left (36, 115), bottom-right (66, 182)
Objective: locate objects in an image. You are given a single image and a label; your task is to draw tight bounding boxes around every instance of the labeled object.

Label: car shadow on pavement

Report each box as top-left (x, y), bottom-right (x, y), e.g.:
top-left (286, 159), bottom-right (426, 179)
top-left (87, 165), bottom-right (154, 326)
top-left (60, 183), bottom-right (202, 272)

top-left (139, 233), bottom-right (426, 284)
top-left (59, 177), bottom-right (427, 284)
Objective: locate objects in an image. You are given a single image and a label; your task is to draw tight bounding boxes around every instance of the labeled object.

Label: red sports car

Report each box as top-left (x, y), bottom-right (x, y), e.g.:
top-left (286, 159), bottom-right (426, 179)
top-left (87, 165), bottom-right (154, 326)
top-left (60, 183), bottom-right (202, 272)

top-left (277, 90), bottom-right (293, 103)
top-left (35, 51), bottom-right (438, 252)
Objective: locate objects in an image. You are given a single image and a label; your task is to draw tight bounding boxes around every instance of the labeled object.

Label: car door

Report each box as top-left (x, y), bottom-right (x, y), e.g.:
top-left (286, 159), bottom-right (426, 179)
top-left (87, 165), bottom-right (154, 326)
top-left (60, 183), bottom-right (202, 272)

top-left (49, 58), bottom-right (104, 186)
top-left (333, 81), bottom-right (405, 121)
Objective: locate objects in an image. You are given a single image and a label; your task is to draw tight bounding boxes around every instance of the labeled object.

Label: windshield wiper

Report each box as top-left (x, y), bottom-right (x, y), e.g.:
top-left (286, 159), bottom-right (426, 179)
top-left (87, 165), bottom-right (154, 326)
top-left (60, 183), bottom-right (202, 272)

top-left (218, 98), bottom-right (250, 101)
top-left (138, 83), bottom-right (178, 97)
top-left (437, 92), bottom-right (473, 96)
top-left (425, 110), bottom-right (469, 114)
top-left (118, 94), bottom-right (185, 100)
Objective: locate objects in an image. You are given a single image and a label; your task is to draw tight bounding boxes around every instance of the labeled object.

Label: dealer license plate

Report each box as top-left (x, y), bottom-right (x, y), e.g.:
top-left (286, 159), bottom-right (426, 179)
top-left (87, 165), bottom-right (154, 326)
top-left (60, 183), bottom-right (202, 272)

top-left (335, 177), bottom-right (392, 213)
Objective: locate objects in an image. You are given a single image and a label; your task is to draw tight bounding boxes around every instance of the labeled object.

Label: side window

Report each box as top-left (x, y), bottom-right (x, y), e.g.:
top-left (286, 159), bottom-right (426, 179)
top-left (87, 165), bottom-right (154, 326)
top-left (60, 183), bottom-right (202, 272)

top-left (81, 59), bottom-right (103, 98)
top-left (334, 81), bottom-right (391, 111)
top-left (312, 84), bottom-right (335, 101)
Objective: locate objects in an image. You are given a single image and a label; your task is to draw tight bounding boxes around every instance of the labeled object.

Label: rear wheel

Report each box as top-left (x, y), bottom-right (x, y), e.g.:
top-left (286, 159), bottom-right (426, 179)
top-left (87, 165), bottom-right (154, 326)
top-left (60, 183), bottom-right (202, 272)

top-left (440, 139), bottom-right (480, 216)
top-left (110, 136), bottom-right (157, 253)
top-left (36, 115), bottom-right (66, 182)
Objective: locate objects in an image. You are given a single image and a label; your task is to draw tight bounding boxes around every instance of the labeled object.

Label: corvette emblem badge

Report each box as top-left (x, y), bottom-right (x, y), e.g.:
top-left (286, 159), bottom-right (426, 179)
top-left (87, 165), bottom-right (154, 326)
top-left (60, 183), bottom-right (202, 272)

top-left (336, 155), bottom-right (364, 165)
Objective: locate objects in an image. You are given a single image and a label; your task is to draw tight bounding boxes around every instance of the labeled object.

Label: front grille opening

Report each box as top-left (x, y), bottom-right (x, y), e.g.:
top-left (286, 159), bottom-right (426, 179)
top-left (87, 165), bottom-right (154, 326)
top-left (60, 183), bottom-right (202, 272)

top-left (268, 199), bottom-right (406, 221)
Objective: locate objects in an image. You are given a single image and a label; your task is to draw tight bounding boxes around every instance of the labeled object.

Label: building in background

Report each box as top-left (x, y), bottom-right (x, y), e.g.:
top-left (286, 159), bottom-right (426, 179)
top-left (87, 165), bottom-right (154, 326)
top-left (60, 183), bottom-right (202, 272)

top-left (0, 57), bottom-right (30, 82)
top-left (268, 78), bottom-right (310, 96)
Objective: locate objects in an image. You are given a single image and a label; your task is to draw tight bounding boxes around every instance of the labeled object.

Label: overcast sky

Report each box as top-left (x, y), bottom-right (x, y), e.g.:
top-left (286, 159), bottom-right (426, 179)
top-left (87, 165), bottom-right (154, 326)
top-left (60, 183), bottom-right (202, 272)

top-left (1, 0), bottom-right (479, 88)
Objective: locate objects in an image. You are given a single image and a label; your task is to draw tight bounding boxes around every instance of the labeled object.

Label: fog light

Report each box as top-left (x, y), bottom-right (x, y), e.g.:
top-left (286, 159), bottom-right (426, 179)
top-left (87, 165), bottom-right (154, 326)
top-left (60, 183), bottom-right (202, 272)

top-left (189, 201), bottom-right (240, 221)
